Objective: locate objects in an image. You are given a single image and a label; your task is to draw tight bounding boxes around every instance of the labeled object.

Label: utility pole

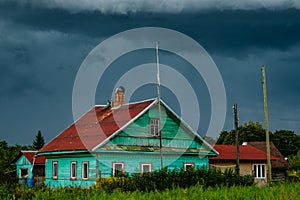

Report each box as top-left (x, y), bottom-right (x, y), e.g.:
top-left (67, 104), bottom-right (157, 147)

top-left (233, 104), bottom-right (240, 175)
top-left (262, 65), bottom-right (272, 184)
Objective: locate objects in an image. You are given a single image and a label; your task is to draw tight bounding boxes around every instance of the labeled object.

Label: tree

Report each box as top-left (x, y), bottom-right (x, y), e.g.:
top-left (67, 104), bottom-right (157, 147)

top-left (217, 121), bottom-right (266, 144)
top-left (216, 121), bottom-right (300, 158)
top-left (288, 150), bottom-right (300, 170)
top-left (32, 130), bottom-right (45, 150)
top-left (271, 130), bottom-right (300, 157)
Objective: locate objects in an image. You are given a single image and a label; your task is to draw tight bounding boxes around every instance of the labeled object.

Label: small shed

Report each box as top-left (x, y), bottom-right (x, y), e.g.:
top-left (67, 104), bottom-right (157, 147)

top-left (13, 151), bottom-right (46, 185)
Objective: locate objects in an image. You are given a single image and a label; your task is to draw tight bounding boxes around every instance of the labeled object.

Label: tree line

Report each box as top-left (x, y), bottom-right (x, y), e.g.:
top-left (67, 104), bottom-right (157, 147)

top-left (216, 121), bottom-right (300, 158)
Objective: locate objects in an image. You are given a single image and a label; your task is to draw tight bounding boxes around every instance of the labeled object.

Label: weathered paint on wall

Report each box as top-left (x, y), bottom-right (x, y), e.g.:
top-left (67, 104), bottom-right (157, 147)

top-left (45, 153), bottom-right (96, 187)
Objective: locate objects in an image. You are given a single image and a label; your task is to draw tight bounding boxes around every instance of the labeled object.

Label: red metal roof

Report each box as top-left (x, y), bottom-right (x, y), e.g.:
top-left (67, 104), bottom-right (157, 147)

top-left (15, 151), bottom-right (46, 164)
top-left (39, 99), bottom-right (155, 153)
top-left (210, 144), bottom-right (278, 161)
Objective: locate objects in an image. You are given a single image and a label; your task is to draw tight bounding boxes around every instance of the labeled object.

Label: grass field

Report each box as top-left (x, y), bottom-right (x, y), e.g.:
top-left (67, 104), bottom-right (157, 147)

top-left (1, 182), bottom-right (300, 200)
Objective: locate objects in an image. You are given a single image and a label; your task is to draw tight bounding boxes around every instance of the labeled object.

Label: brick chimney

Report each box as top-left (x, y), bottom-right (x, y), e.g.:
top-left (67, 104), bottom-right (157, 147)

top-left (113, 86), bottom-right (125, 107)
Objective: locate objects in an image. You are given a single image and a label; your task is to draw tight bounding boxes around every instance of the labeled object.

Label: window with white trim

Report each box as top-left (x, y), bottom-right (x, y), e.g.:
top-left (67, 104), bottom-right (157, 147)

top-left (253, 164), bottom-right (266, 178)
top-left (70, 161), bottom-right (77, 180)
top-left (82, 161), bottom-right (88, 179)
top-left (52, 161), bottom-right (58, 179)
top-left (113, 162), bottom-right (124, 176)
top-left (140, 163), bottom-right (152, 173)
top-left (184, 162), bottom-right (194, 171)
top-left (150, 118), bottom-right (160, 136)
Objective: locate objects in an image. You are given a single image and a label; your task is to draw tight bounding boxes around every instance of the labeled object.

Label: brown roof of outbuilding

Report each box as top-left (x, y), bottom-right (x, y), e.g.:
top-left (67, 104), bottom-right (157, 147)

top-left (248, 142), bottom-right (290, 169)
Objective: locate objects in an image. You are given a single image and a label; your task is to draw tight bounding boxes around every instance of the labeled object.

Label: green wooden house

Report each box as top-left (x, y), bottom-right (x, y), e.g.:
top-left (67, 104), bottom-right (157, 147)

top-left (38, 88), bottom-right (218, 187)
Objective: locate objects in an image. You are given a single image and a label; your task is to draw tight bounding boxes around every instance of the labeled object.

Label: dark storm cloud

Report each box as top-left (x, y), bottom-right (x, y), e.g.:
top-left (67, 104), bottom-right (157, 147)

top-left (1, 0), bottom-right (300, 14)
top-left (0, 1), bottom-right (300, 145)
top-left (1, 3), bottom-right (299, 56)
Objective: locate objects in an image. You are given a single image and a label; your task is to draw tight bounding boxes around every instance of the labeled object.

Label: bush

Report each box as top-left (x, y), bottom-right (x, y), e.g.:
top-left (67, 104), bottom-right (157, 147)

top-left (95, 167), bottom-right (254, 192)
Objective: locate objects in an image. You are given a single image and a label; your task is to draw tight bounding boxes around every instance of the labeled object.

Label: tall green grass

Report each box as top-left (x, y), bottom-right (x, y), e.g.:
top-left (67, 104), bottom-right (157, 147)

top-left (1, 183), bottom-right (300, 200)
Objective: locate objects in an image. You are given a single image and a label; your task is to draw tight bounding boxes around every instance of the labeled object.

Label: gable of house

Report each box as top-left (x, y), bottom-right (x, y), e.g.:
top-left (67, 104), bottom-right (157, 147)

top-left (39, 98), bottom-right (217, 156)
top-left (96, 101), bottom-right (216, 156)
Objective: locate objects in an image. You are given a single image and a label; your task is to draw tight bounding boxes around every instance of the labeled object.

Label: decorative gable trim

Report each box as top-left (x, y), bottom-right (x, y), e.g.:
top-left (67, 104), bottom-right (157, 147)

top-left (92, 98), bottom-right (218, 156)
top-left (159, 99), bottom-right (218, 156)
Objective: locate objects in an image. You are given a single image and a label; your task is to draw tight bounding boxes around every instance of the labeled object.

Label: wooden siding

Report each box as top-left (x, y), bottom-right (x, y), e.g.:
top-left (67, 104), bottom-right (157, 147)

top-left (97, 152), bottom-right (208, 178)
top-left (15, 155), bottom-right (33, 178)
top-left (45, 153), bottom-right (96, 187)
top-left (119, 106), bottom-right (195, 139)
top-left (99, 107), bottom-right (209, 154)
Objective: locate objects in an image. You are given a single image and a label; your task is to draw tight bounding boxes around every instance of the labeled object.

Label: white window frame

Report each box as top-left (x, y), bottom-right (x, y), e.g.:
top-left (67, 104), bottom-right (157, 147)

top-left (112, 162), bottom-right (125, 176)
top-left (70, 161), bottom-right (77, 180)
top-left (253, 164), bottom-right (266, 179)
top-left (140, 162), bottom-right (152, 174)
top-left (184, 162), bottom-right (195, 171)
top-left (52, 161), bottom-right (58, 179)
top-left (82, 161), bottom-right (89, 180)
top-left (150, 118), bottom-right (160, 136)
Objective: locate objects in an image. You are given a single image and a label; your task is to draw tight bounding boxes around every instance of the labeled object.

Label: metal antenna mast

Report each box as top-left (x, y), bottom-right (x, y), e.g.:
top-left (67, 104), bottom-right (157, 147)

top-left (156, 42), bottom-right (163, 169)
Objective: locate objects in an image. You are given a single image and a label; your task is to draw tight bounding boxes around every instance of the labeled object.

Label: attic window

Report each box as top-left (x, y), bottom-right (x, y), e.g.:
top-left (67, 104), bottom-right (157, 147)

top-left (150, 118), bottom-right (160, 137)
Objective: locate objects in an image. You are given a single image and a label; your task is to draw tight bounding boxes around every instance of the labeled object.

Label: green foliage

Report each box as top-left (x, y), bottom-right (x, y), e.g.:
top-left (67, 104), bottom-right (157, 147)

top-left (272, 130), bottom-right (300, 157)
top-left (0, 140), bottom-right (28, 186)
top-left (288, 150), bottom-right (300, 170)
top-left (217, 121), bottom-right (266, 145)
top-left (1, 182), bottom-right (300, 200)
top-left (95, 167), bottom-right (254, 192)
top-left (32, 130), bottom-right (45, 150)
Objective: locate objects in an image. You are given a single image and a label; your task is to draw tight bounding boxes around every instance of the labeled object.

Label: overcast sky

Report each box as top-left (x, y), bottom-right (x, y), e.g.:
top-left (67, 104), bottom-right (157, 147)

top-left (1, 0), bottom-right (300, 145)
